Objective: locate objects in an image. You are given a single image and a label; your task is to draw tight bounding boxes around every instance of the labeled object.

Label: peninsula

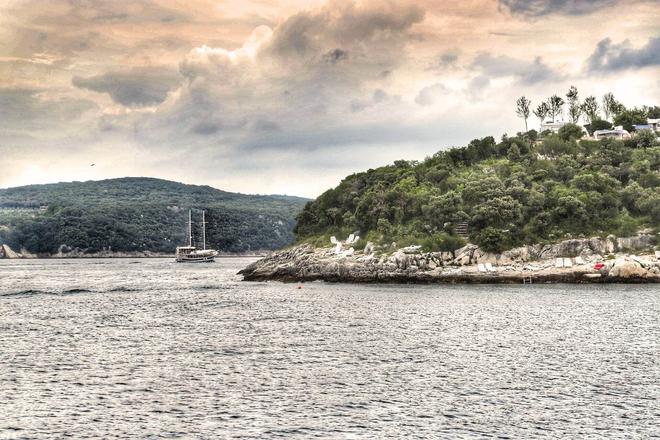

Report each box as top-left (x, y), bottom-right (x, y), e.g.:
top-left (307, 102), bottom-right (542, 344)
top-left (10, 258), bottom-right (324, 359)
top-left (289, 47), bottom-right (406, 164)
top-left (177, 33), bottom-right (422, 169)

top-left (241, 112), bottom-right (659, 283)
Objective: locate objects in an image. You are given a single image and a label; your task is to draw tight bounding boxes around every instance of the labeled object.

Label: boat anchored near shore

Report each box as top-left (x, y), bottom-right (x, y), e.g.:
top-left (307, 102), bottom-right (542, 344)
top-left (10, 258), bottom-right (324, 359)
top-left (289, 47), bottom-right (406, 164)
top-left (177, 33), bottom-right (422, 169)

top-left (176, 210), bottom-right (218, 263)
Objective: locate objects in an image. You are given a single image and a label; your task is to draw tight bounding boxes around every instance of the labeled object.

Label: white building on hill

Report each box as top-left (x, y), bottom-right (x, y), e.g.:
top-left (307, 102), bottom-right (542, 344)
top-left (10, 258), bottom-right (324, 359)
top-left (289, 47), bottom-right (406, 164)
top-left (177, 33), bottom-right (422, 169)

top-left (540, 121), bottom-right (568, 133)
top-left (540, 121), bottom-right (588, 137)
top-left (593, 126), bottom-right (631, 140)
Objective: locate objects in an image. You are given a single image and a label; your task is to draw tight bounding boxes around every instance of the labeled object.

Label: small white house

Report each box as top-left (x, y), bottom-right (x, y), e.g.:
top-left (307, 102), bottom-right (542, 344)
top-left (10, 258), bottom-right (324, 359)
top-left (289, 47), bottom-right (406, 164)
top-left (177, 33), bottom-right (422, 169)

top-left (540, 121), bottom-right (568, 133)
top-left (540, 121), bottom-right (588, 137)
top-left (647, 118), bottom-right (660, 132)
top-left (593, 126), bottom-right (631, 140)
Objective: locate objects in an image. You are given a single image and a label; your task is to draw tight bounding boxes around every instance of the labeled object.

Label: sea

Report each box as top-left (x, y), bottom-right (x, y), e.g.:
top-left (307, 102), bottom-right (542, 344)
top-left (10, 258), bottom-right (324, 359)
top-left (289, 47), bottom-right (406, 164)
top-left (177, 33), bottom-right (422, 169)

top-left (0, 257), bottom-right (658, 439)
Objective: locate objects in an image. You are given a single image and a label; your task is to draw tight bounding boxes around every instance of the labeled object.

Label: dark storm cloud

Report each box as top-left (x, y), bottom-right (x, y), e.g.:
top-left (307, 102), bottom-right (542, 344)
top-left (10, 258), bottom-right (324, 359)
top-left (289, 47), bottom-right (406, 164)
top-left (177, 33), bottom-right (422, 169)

top-left (324, 48), bottom-right (348, 64)
top-left (472, 53), bottom-right (562, 84)
top-left (498, 0), bottom-right (620, 17)
top-left (266, 2), bottom-right (424, 60)
top-left (170, 0), bottom-right (428, 152)
top-left (586, 36), bottom-right (660, 72)
top-left (72, 68), bottom-right (181, 107)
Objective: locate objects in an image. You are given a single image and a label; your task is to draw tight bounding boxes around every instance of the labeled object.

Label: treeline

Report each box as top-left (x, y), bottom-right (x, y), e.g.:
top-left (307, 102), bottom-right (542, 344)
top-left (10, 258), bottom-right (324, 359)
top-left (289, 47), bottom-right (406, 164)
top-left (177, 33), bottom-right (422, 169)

top-left (295, 124), bottom-right (659, 253)
top-left (516, 88), bottom-right (659, 134)
top-left (0, 178), bottom-right (307, 254)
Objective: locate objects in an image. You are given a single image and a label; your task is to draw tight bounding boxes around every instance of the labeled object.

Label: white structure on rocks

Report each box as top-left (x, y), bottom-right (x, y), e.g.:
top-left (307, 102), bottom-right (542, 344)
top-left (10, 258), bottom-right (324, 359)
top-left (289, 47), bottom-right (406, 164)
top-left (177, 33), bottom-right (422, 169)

top-left (330, 233), bottom-right (360, 256)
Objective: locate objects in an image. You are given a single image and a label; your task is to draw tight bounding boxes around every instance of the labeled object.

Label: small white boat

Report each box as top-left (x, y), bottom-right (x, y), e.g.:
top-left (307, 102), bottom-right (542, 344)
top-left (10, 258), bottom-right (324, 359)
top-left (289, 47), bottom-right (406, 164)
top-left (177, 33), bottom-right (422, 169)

top-left (176, 210), bottom-right (218, 263)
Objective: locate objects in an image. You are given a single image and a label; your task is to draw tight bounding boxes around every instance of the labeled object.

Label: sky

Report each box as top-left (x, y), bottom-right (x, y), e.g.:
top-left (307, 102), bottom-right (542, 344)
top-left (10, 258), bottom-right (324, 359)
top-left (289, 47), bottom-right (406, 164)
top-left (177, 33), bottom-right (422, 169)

top-left (0, 0), bottom-right (658, 197)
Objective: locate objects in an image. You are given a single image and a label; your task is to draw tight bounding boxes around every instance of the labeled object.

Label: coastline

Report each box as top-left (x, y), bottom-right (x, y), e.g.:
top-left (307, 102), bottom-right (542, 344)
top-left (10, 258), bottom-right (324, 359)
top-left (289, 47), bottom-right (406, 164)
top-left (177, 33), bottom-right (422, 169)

top-left (239, 235), bottom-right (660, 284)
top-left (0, 245), bottom-right (266, 259)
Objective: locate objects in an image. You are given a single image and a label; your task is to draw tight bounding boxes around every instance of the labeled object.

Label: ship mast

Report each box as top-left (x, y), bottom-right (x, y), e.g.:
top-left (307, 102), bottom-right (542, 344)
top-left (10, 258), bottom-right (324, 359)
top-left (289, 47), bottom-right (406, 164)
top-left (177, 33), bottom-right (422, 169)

top-left (188, 209), bottom-right (192, 247)
top-left (202, 210), bottom-right (206, 250)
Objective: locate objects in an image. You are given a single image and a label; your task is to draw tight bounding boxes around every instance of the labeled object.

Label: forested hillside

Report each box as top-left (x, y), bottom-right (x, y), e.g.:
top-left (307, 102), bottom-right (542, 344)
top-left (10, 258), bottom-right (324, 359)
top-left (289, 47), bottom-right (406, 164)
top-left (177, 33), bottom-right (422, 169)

top-left (0, 178), bottom-right (308, 254)
top-left (295, 126), bottom-right (659, 253)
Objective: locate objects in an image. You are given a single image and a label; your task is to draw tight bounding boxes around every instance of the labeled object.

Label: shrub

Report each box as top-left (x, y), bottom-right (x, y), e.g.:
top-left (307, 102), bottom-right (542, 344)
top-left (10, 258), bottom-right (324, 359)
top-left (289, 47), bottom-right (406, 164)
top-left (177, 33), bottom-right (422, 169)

top-left (474, 227), bottom-right (510, 253)
top-left (635, 129), bottom-right (657, 148)
top-left (586, 119), bottom-right (612, 135)
top-left (421, 233), bottom-right (465, 253)
top-left (558, 123), bottom-right (584, 141)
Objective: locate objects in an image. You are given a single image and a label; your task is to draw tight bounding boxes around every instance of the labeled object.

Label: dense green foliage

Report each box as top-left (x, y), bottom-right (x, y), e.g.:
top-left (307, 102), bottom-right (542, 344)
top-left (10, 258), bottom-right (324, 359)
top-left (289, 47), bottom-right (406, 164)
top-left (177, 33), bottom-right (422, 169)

top-left (295, 132), bottom-right (659, 253)
top-left (614, 108), bottom-right (649, 132)
top-left (0, 178), bottom-right (308, 254)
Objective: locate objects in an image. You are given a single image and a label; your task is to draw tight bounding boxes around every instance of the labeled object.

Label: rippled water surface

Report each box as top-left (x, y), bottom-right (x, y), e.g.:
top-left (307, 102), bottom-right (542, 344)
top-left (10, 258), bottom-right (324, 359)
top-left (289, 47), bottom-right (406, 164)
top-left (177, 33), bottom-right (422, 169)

top-left (1, 258), bottom-right (659, 439)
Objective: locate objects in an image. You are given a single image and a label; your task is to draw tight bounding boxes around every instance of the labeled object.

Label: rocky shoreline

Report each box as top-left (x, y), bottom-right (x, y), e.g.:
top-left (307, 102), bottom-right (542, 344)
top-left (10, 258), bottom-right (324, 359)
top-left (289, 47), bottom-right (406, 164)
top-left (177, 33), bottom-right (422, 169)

top-left (239, 235), bottom-right (660, 283)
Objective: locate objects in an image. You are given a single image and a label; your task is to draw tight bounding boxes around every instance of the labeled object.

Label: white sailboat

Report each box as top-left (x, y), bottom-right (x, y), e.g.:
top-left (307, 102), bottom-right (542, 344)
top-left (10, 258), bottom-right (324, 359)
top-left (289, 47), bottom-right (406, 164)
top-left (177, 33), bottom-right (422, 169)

top-left (175, 210), bottom-right (218, 263)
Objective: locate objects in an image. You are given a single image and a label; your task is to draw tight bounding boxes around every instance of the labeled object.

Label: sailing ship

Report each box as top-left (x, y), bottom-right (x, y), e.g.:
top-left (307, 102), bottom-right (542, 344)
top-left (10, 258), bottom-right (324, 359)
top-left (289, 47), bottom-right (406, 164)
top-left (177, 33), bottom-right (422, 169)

top-left (175, 210), bottom-right (218, 263)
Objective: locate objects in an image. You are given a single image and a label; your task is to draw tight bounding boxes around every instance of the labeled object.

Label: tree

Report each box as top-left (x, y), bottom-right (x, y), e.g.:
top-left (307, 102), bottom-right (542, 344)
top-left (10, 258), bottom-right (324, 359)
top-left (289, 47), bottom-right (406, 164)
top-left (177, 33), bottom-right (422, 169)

top-left (635, 129), bottom-right (657, 148)
top-left (474, 227), bottom-right (510, 253)
top-left (422, 233), bottom-right (466, 254)
top-left (586, 119), bottom-right (612, 135)
top-left (581, 96), bottom-right (600, 125)
top-left (547, 95), bottom-right (565, 122)
top-left (558, 123), bottom-right (584, 141)
top-left (648, 106), bottom-right (660, 119)
top-left (614, 108), bottom-right (647, 132)
top-left (516, 96), bottom-right (531, 132)
top-left (376, 218), bottom-right (392, 235)
top-left (507, 143), bottom-right (521, 161)
top-left (533, 102), bottom-right (550, 127)
top-left (603, 93), bottom-right (617, 121)
top-left (566, 86), bottom-right (582, 124)
top-left (539, 134), bottom-right (575, 157)
top-left (524, 129), bottom-right (538, 142)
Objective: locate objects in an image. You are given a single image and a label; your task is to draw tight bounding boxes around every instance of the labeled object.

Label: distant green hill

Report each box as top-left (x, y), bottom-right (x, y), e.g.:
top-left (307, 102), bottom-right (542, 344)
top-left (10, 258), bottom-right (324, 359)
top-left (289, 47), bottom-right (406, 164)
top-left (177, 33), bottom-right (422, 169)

top-left (0, 177), bottom-right (309, 254)
top-left (294, 126), bottom-right (659, 253)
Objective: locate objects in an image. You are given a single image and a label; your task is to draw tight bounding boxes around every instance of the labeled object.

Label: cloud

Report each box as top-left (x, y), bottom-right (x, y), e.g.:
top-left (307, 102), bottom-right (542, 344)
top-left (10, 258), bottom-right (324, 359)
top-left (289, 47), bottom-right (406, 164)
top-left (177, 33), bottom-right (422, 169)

top-left (72, 68), bottom-right (181, 107)
top-left (161, 0), bottom-right (425, 143)
top-left (324, 48), bottom-right (349, 64)
top-left (350, 88), bottom-right (399, 111)
top-left (586, 36), bottom-right (660, 72)
top-left (498, 0), bottom-right (620, 17)
top-left (36, 0), bottom-right (190, 26)
top-left (2, 0), bottom-right (659, 197)
top-left (429, 51), bottom-right (459, 71)
top-left (466, 75), bottom-right (491, 98)
top-left (415, 83), bottom-right (450, 106)
top-left (472, 53), bottom-right (562, 84)
top-left (439, 52), bottom-right (459, 66)
top-left (264, 1), bottom-right (424, 63)
top-left (0, 87), bottom-right (97, 131)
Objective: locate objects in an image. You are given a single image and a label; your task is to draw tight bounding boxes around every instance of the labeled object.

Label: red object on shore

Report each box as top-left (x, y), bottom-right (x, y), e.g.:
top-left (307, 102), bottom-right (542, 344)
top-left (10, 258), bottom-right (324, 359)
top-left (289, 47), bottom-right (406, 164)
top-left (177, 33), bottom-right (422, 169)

top-left (594, 262), bottom-right (605, 270)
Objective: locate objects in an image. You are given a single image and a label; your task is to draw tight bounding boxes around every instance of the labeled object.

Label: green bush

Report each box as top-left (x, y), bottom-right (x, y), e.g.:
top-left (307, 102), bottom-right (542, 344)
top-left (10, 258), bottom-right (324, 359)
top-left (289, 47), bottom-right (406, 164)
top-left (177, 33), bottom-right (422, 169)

top-left (421, 233), bottom-right (465, 253)
top-left (558, 123), bottom-right (584, 141)
top-left (474, 227), bottom-right (510, 253)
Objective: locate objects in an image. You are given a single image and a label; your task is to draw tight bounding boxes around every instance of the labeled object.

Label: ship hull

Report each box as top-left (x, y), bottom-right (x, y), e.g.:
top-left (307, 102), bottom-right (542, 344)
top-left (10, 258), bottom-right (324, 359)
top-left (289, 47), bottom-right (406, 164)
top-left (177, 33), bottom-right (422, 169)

top-left (176, 256), bottom-right (216, 263)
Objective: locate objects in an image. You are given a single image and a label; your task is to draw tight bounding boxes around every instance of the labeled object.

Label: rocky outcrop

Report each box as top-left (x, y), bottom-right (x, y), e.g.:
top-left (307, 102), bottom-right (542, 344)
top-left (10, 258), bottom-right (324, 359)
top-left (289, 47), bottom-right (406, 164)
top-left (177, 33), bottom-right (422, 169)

top-left (0, 244), bottom-right (22, 259)
top-left (239, 235), bottom-right (660, 284)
